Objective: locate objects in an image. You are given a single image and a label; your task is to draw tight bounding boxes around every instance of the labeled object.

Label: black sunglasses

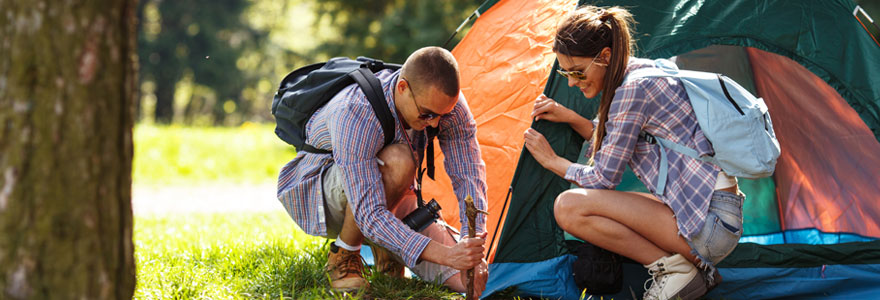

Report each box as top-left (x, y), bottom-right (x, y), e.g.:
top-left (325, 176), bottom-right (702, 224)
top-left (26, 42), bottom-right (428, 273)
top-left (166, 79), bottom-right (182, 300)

top-left (404, 78), bottom-right (448, 121)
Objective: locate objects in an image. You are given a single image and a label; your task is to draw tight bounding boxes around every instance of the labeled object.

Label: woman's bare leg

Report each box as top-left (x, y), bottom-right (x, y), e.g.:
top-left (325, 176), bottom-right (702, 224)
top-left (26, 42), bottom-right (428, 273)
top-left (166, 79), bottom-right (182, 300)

top-left (554, 188), bottom-right (696, 265)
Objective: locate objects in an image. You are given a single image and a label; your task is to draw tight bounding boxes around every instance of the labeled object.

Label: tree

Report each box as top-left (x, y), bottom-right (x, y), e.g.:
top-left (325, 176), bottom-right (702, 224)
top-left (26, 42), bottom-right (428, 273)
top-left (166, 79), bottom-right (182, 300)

top-left (138, 0), bottom-right (267, 124)
top-left (0, 0), bottom-right (137, 298)
top-left (314, 0), bottom-right (481, 63)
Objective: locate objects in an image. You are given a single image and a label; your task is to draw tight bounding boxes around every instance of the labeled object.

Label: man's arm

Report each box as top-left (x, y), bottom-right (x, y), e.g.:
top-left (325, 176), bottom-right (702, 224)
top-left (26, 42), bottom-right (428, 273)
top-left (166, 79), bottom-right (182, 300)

top-left (436, 94), bottom-right (488, 236)
top-left (419, 235), bottom-right (486, 270)
top-left (329, 101), bottom-right (432, 268)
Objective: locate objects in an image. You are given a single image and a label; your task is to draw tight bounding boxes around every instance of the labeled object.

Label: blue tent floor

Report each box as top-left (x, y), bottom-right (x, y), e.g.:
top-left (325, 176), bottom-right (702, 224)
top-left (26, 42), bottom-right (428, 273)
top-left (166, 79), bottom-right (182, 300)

top-left (484, 255), bottom-right (880, 299)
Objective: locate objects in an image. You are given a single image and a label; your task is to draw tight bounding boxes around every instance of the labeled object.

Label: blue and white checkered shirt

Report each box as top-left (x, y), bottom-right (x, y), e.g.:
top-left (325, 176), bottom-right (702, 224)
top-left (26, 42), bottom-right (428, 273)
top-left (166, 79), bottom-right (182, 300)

top-left (565, 58), bottom-right (720, 240)
top-left (277, 70), bottom-right (488, 267)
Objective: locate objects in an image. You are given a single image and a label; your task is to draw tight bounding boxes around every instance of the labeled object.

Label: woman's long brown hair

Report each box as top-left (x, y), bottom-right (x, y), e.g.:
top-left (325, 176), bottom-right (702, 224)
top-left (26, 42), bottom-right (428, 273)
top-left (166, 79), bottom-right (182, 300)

top-left (553, 6), bottom-right (634, 163)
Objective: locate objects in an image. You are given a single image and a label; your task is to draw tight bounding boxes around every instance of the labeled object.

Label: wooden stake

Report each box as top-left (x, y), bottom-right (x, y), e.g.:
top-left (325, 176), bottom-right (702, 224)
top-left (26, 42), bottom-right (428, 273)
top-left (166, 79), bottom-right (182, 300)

top-left (464, 195), bottom-right (488, 300)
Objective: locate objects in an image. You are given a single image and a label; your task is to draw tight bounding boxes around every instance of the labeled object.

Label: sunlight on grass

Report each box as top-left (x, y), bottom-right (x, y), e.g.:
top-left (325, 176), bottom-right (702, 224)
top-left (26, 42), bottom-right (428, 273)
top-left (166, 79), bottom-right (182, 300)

top-left (133, 123), bottom-right (295, 185)
top-left (134, 212), bottom-right (466, 299)
top-left (134, 211), bottom-right (326, 299)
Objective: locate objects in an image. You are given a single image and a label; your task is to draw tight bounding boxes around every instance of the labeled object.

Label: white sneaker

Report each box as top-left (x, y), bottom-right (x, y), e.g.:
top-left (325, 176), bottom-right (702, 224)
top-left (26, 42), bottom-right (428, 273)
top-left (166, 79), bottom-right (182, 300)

top-left (642, 254), bottom-right (707, 300)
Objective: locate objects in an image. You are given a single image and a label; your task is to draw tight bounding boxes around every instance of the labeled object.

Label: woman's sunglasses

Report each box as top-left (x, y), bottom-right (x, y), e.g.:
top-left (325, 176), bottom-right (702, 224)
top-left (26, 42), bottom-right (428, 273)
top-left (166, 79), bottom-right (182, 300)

top-left (556, 69), bottom-right (588, 81)
top-left (555, 55), bottom-right (602, 81)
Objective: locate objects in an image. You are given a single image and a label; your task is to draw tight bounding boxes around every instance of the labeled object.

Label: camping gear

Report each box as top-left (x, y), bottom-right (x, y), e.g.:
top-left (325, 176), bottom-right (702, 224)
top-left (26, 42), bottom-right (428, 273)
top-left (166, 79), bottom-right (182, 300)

top-left (625, 58), bottom-right (781, 194)
top-left (569, 241), bottom-right (623, 295)
top-left (273, 56), bottom-right (442, 223)
top-left (418, 0), bottom-right (880, 298)
top-left (271, 57), bottom-right (399, 153)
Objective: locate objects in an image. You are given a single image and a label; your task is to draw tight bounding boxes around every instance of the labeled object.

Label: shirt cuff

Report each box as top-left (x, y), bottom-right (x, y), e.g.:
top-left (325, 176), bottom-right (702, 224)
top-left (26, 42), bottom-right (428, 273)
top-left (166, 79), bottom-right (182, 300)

top-left (401, 231), bottom-right (433, 268)
top-left (564, 163), bottom-right (587, 184)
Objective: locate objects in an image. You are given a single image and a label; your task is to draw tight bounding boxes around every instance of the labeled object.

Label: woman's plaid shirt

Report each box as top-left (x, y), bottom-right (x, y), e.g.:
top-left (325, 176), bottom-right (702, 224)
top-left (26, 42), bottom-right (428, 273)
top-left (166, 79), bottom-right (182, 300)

top-left (277, 70), bottom-right (487, 267)
top-left (565, 58), bottom-right (721, 240)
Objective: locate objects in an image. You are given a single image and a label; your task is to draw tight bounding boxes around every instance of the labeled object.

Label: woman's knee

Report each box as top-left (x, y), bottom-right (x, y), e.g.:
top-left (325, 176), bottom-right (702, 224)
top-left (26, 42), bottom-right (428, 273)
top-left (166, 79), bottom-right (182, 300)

top-left (554, 189), bottom-right (592, 230)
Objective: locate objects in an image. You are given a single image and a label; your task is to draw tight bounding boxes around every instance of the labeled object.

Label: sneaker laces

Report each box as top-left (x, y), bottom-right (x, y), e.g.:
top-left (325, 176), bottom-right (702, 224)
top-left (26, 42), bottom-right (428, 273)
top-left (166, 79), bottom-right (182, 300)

top-left (643, 263), bottom-right (666, 300)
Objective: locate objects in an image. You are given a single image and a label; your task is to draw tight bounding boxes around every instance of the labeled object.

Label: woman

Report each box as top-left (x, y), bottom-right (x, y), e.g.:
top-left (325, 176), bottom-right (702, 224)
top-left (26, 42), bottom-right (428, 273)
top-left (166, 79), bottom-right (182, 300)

top-left (523, 5), bottom-right (743, 300)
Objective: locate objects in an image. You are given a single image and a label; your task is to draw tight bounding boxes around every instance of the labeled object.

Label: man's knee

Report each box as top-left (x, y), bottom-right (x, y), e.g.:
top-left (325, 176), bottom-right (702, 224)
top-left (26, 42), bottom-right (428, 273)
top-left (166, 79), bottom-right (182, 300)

top-left (377, 143), bottom-right (417, 190)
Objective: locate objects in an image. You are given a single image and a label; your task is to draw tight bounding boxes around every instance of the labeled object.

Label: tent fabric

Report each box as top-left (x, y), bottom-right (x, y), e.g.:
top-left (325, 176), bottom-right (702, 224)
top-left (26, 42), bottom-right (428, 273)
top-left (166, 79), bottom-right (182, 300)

top-left (746, 47), bottom-right (880, 238)
top-left (710, 265), bottom-right (880, 299)
top-left (740, 228), bottom-right (876, 246)
top-left (483, 255), bottom-right (581, 300)
top-left (465, 0), bottom-right (880, 299)
top-left (592, 0), bottom-right (880, 140)
top-left (719, 241), bottom-right (880, 268)
top-left (426, 0), bottom-right (578, 262)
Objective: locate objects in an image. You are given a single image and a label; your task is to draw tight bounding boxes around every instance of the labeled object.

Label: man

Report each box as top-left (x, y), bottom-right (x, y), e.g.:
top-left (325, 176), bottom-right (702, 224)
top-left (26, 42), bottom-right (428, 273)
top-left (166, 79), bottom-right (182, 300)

top-left (277, 46), bottom-right (489, 295)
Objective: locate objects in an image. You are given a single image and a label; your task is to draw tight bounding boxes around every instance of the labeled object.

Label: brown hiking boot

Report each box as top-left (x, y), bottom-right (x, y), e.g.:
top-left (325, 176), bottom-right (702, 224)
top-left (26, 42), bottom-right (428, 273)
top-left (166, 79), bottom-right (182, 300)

top-left (326, 243), bottom-right (368, 292)
top-left (371, 245), bottom-right (405, 278)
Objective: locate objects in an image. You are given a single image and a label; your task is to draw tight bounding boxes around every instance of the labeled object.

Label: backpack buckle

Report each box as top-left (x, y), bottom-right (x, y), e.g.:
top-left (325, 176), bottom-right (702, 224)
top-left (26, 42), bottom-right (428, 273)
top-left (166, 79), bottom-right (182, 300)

top-left (357, 57), bottom-right (385, 71)
top-left (641, 132), bottom-right (657, 144)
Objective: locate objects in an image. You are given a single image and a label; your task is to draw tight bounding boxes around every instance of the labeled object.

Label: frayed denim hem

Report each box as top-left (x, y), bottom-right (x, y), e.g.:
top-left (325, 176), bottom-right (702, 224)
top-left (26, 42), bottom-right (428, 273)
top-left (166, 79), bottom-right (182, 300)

top-left (686, 239), bottom-right (718, 286)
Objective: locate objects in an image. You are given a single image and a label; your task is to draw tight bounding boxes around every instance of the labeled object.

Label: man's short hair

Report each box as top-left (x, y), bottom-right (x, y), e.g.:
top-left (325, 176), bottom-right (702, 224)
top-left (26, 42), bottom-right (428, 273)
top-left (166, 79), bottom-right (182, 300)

top-left (401, 47), bottom-right (460, 97)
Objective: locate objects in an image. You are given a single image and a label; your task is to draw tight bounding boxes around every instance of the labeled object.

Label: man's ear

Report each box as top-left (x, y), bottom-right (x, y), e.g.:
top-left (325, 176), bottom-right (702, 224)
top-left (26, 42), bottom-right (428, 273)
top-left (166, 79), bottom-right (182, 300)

top-left (397, 78), bottom-right (409, 93)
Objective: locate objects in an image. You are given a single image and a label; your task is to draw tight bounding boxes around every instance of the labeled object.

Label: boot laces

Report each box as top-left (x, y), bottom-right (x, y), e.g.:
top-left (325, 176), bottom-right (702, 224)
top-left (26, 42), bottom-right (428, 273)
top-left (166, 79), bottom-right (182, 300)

top-left (334, 250), bottom-right (365, 277)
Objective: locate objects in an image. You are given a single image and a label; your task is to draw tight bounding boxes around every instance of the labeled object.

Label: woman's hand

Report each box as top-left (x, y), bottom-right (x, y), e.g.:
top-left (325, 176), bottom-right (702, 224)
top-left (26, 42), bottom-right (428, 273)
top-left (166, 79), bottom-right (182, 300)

top-left (524, 128), bottom-right (555, 167)
top-left (524, 128), bottom-right (571, 178)
top-left (531, 94), bottom-right (573, 123)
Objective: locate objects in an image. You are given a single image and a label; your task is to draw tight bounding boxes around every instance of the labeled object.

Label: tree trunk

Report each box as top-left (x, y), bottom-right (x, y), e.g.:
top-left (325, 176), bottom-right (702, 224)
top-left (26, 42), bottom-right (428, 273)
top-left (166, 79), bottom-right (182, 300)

top-left (0, 0), bottom-right (137, 299)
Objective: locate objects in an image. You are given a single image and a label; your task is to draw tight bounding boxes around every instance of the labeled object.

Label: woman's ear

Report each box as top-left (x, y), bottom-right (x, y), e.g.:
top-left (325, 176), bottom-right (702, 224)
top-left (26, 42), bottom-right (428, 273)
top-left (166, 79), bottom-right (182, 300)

top-left (601, 47), bottom-right (613, 64)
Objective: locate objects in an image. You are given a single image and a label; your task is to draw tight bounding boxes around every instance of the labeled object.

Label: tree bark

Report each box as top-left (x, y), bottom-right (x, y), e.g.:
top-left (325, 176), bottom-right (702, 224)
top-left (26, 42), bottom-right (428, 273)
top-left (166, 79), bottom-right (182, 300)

top-left (0, 0), bottom-right (137, 299)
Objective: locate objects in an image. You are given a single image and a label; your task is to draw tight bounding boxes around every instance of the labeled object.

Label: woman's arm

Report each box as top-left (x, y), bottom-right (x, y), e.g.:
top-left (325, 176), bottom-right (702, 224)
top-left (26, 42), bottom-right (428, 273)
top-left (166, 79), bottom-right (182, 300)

top-left (531, 94), bottom-right (594, 140)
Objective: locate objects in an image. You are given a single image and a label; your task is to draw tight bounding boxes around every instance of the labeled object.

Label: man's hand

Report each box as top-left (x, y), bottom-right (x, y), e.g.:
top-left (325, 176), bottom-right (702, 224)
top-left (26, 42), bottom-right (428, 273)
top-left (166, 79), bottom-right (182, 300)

top-left (444, 232), bottom-right (486, 270)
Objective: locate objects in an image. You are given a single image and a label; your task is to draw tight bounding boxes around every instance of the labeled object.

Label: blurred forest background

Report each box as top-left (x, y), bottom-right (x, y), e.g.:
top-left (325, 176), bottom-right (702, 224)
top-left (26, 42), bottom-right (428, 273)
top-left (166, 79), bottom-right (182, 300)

top-left (136, 0), bottom-right (481, 126)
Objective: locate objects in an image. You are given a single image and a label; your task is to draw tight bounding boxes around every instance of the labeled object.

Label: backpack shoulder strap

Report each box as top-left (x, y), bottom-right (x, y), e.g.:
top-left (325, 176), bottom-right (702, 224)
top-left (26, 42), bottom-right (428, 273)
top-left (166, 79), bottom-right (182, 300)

top-left (349, 66), bottom-right (395, 148)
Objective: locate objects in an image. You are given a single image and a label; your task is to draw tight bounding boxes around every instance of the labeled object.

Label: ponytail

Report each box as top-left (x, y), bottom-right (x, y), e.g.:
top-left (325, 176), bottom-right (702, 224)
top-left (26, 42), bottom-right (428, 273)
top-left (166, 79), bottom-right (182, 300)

top-left (553, 6), bottom-right (634, 164)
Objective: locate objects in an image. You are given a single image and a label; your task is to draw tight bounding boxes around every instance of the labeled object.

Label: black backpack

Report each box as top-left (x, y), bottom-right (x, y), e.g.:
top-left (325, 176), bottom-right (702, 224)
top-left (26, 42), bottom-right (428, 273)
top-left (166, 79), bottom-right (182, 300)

top-left (569, 241), bottom-right (623, 295)
top-left (271, 57), bottom-right (401, 154)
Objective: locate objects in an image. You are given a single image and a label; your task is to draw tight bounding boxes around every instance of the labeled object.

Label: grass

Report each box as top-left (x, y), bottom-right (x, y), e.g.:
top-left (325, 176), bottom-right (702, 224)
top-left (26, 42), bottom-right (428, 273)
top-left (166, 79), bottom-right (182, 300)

top-left (133, 123), bottom-right (295, 186)
top-left (134, 211), bottom-right (464, 299)
top-left (131, 124), bottom-right (532, 299)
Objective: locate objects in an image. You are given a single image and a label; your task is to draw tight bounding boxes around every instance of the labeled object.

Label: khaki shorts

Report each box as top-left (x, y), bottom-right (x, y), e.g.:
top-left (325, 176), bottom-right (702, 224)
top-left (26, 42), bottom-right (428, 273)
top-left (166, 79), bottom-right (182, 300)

top-left (321, 163), bottom-right (459, 284)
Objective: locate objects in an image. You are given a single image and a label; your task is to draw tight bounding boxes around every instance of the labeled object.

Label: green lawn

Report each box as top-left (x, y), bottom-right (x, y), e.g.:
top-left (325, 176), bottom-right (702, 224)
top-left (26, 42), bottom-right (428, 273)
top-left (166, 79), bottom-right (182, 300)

top-left (134, 211), bottom-right (465, 299)
top-left (133, 123), bottom-right (295, 186)
top-left (132, 125), bottom-right (468, 299)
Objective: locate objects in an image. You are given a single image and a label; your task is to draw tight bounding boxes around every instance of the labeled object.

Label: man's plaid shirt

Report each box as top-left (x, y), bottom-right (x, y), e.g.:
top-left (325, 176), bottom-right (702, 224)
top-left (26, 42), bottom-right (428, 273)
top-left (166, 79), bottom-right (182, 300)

top-left (277, 70), bottom-right (487, 267)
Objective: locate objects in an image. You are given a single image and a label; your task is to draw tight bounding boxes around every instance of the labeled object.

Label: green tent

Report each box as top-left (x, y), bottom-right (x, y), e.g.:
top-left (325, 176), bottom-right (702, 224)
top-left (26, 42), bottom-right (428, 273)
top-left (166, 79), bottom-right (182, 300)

top-left (480, 0), bottom-right (880, 298)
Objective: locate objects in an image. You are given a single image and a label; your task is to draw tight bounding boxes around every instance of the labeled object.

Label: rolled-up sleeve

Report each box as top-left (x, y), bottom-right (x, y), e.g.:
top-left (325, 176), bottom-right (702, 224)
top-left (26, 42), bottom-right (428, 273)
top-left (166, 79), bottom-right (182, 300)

top-left (438, 94), bottom-right (488, 237)
top-left (564, 81), bottom-right (649, 189)
top-left (329, 101), bottom-right (431, 267)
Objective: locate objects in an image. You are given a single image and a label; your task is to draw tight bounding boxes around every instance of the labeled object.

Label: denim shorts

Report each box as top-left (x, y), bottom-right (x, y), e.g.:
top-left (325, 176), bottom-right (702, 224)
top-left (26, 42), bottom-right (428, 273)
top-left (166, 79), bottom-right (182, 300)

top-left (687, 190), bottom-right (744, 269)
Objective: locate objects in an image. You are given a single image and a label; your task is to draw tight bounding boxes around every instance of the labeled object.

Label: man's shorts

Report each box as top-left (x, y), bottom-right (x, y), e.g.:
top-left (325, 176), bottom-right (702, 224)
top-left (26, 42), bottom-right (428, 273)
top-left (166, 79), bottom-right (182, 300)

top-left (321, 163), bottom-right (459, 284)
top-left (687, 190), bottom-right (744, 267)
